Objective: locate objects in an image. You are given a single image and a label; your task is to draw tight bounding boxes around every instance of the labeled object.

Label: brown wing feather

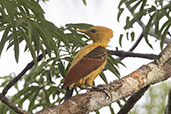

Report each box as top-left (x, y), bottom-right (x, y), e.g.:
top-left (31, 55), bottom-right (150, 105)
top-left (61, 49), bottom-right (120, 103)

top-left (62, 46), bottom-right (107, 89)
top-left (62, 58), bottom-right (105, 89)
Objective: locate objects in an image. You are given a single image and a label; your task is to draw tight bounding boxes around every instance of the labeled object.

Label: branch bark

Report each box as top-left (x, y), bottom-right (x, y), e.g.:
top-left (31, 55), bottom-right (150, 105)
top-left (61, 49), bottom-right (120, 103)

top-left (0, 93), bottom-right (28, 114)
top-left (36, 44), bottom-right (171, 114)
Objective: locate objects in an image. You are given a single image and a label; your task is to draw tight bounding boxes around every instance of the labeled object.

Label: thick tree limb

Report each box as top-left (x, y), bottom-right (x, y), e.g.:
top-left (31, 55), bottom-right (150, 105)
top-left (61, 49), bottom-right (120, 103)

top-left (36, 44), bottom-right (171, 114)
top-left (116, 32), bottom-right (146, 113)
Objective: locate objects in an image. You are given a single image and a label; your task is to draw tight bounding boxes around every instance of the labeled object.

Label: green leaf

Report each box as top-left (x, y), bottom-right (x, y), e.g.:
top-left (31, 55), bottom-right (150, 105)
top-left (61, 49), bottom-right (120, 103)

top-left (118, 0), bottom-right (125, 9)
top-left (144, 13), bottom-right (156, 48)
top-left (117, 8), bottom-right (124, 22)
top-left (109, 104), bottom-right (115, 114)
top-left (82, 0), bottom-right (87, 6)
top-left (96, 110), bottom-right (100, 114)
top-left (125, 0), bottom-right (137, 6)
top-left (130, 1), bottom-right (142, 13)
top-left (28, 88), bottom-right (40, 112)
top-left (148, 5), bottom-right (156, 13)
top-left (131, 31), bottom-right (135, 41)
top-left (13, 27), bottom-right (20, 63)
top-left (160, 24), bottom-right (171, 49)
top-left (106, 55), bottom-right (120, 78)
top-left (154, 11), bottom-right (160, 37)
top-left (119, 34), bottom-right (123, 47)
top-left (140, 0), bottom-right (147, 12)
top-left (58, 60), bottom-right (66, 77)
top-left (124, 16), bottom-right (130, 29)
top-left (99, 72), bottom-right (108, 84)
top-left (66, 23), bottom-right (93, 29)
top-left (161, 9), bottom-right (171, 20)
top-left (0, 24), bottom-right (11, 57)
top-left (126, 32), bottom-right (129, 40)
top-left (159, 20), bottom-right (170, 38)
top-left (20, 28), bottom-right (36, 62)
top-left (0, 104), bottom-right (9, 114)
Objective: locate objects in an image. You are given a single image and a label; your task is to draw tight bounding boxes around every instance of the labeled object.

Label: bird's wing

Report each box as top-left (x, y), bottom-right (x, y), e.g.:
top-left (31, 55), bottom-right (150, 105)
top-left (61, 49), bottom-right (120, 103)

top-left (62, 46), bottom-right (107, 89)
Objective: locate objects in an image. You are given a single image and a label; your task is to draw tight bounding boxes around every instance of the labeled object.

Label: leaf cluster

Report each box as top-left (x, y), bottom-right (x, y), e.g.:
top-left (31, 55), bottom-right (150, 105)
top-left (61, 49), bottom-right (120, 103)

top-left (118, 0), bottom-right (171, 49)
top-left (0, 1), bottom-right (122, 113)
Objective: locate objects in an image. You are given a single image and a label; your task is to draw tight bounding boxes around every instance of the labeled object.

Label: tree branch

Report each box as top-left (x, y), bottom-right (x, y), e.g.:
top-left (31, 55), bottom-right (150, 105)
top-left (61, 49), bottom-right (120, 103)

top-left (0, 53), bottom-right (44, 114)
top-left (36, 44), bottom-right (171, 114)
top-left (129, 32), bottom-right (144, 52)
top-left (117, 85), bottom-right (150, 114)
top-left (107, 50), bottom-right (158, 60)
top-left (117, 3), bottom-right (171, 112)
top-left (0, 93), bottom-right (28, 114)
top-left (2, 54), bottom-right (43, 95)
top-left (117, 31), bottom-right (144, 60)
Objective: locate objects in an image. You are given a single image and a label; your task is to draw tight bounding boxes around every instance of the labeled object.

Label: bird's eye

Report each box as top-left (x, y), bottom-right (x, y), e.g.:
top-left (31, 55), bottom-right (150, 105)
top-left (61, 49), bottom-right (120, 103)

top-left (90, 29), bottom-right (96, 33)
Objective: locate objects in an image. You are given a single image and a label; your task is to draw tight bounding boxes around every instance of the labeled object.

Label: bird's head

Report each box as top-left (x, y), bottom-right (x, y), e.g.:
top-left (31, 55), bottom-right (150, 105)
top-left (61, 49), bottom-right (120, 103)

top-left (77, 26), bottom-right (113, 46)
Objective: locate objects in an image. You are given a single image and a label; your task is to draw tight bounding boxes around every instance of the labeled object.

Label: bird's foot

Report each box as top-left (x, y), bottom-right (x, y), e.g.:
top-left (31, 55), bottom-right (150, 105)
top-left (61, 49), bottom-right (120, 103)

top-left (88, 85), bottom-right (111, 99)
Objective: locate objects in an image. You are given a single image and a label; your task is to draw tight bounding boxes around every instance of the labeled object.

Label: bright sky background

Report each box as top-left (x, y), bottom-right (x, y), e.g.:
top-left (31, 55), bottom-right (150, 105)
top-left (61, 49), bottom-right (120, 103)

top-left (0, 0), bottom-right (167, 113)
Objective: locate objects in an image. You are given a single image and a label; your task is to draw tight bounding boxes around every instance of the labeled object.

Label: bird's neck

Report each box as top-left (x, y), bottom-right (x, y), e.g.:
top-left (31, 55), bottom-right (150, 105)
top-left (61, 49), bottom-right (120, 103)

top-left (93, 39), bottom-right (110, 48)
top-left (92, 42), bottom-right (108, 48)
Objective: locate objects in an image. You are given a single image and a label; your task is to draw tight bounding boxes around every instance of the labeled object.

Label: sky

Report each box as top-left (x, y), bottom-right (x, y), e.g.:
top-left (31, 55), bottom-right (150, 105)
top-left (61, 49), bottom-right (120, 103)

top-left (0, 0), bottom-right (167, 113)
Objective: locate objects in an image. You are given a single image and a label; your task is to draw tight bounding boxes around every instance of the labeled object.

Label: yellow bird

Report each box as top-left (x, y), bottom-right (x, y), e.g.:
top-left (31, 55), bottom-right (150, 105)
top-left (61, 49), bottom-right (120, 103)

top-left (62, 26), bottom-right (113, 100)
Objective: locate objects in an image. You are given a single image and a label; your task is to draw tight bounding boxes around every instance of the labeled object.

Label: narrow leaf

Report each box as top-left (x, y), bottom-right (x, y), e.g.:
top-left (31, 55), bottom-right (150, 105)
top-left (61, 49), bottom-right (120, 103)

top-left (144, 13), bottom-right (156, 48)
top-left (82, 0), bottom-right (87, 6)
top-left (119, 34), bottom-right (123, 47)
top-left (160, 24), bottom-right (171, 49)
top-left (117, 8), bottom-right (124, 22)
top-left (13, 27), bottom-right (20, 63)
top-left (0, 24), bottom-right (11, 56)
top-left (99, 72), bottom-right (108, 84)
top-left (131, 31), bottom-right (135, 41)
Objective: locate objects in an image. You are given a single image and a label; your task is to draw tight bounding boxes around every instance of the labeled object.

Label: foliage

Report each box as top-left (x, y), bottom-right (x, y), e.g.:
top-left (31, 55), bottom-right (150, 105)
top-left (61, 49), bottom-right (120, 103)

top-left (118, 0), bottom-right (171, 49)
top-left (129, 81), bottom-right (171, 114)
top-left (0, 0), bottom-right (122, 114)
top-left (0, 0), bottom-right (170, 114)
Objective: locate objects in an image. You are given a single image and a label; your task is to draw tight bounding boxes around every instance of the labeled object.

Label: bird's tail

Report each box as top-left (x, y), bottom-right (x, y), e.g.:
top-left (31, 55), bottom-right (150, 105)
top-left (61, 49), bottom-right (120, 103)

top-left (64, 87), bottom-right (74, 100)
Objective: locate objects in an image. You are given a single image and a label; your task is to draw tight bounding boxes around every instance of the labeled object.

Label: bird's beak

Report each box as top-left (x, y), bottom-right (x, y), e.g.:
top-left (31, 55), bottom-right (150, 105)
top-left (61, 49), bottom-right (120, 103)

top-left (77, 29), bottom-right (87, 34)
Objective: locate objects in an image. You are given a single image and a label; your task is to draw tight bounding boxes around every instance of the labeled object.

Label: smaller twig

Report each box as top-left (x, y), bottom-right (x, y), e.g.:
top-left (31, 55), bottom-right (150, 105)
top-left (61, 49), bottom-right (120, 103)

top-left (2, 54), bottom-right (43, 95)
top-left (0, 93), bottom-right (28, 114)
top-left (129, 32), bottom-right (144, 52)
top-left (117, 85), bottom-right (150, 114)
top-left (107, 50), bottom-right (158, 60)
top-left (165, 88), bottom-right (171, 114)
top-left (118, 32), bottom-right (144, 60)
top-left (168, 32), bottom-right (171, 37)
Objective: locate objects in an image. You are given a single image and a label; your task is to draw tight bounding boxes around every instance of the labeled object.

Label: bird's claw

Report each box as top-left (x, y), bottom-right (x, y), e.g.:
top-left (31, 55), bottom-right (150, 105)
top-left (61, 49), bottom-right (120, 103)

top-left (89, 86), bottom-right (111, 99)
